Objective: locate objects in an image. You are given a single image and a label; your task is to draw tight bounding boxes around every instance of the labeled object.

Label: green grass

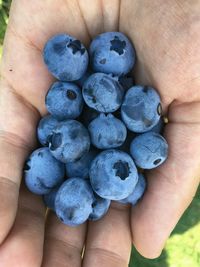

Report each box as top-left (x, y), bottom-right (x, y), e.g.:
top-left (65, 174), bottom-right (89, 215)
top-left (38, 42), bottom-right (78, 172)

top-left (129, 186), bottom-right (200, 267)
top-left (0, 0), bottom-right (11, 44)
top-left (166, 192), bottom-right (200, 267)
top-left (0, 44), bottom-right (2, 57)
top-left (0, 0), bottom-right (11, 58)
top-left (1, 1), bottom-right (200, 266)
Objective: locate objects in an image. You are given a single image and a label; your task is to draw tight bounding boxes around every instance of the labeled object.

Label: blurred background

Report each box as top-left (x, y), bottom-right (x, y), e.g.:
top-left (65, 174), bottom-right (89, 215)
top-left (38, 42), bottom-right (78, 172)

top-left (0, 1), bottom-right (200, 266)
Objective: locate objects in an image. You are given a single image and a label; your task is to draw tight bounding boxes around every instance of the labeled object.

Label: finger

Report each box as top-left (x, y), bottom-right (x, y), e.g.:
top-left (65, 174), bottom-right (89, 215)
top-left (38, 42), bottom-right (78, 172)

top-left (78, 0), bottom-right (104, 38)
top-left (0, 183), bottom-right (46, 266)
top-left (79, 0), bottom-right (120, 37)
top-left (131, 120), bottom-right (200, 258)
top-left (42, 211), bottom-right (87, 267)
top-left (0, 80), bottom-right (39, 244)
top-left (83, 203), bottom-right (132, 267)
top-left (101, 0), bottom-right (121, 31)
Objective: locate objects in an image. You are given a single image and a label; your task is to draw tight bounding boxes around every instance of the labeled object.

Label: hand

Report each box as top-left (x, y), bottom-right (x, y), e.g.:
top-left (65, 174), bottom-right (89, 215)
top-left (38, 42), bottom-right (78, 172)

top-left (0, 0), bottom-right (200, 266)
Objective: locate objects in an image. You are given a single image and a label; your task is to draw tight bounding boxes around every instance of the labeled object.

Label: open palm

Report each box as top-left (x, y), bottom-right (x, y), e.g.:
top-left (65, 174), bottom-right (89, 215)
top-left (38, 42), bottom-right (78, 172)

top-left (0, 0), bottom-right (200, 266)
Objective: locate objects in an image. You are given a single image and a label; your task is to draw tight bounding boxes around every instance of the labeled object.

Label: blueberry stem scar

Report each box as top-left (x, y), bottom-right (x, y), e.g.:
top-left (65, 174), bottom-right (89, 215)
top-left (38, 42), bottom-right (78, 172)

top-left (67, 39), bottom-right (86, 55)
top-left (113, 160), bottom-right (130, 180)
top-left (66, 90), bottom-right (77, 100)
top-left (110, 36), bottom-right (126, 55)
top-left (153, 158), bottom-right (161, 165)
top-left (24, 162), bottom-right (31, 171)
top-left (49, 133), bottom-right (62, 151)
top-left (157, 103), bottom-right (162, 115)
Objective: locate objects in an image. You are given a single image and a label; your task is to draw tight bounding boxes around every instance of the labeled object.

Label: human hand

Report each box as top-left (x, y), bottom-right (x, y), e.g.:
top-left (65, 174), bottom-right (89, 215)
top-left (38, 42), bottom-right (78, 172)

top-left (0, 1), bottom-right (200, 266)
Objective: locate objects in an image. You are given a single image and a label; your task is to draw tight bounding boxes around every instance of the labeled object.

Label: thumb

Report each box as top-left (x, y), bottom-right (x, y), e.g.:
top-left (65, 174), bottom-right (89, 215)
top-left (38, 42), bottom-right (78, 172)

top-left (131, 101), bottom-right (200, 258)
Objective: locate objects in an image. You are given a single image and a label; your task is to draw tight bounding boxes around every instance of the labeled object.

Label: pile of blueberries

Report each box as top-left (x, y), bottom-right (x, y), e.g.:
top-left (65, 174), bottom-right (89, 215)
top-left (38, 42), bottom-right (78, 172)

top-left (24, 32), bottom-right (168, 226)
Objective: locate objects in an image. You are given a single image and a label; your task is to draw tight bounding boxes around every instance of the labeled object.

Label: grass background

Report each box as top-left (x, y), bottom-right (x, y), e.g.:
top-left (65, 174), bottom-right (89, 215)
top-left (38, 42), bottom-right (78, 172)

top-left (1, 1), bottom-right (200, 266)
top-left (0, 0), bottom-right (10, 50)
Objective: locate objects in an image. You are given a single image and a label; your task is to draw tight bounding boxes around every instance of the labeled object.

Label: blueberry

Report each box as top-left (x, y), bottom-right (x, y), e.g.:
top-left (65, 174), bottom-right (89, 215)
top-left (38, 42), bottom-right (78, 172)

top-left (65, 147), bottom-right (98, 179)
top-left (89, 194), bottom-right (111, 221)
top-left (121, 85), bottom-right (162, 132)
top-left (55, 178), bottom-right (94, 226)
top-left (25, 147), bottom-right (65, 195)
top-left (88, 113), bottom-right (127, 149)
top-left (89, 149), bottom-right (138, 200)
top-left (130, 132), bottom-right (168, 169)
top-left (90, 32), bottom-right (136, 76)
top-left (37, 115), bottom-right (61, 146)
top-left (45, 81), bottom-right (84, 120)
top-left (43, 34), bottom-right (89, 81)
top-left (118, 173), bottom-right (146, 205)
top-left (82, 72), bottom-right (124, 113)
top-left (49, 120), bottom-right (90, 163)
top-left (43, 185), bottom-right (61, 211)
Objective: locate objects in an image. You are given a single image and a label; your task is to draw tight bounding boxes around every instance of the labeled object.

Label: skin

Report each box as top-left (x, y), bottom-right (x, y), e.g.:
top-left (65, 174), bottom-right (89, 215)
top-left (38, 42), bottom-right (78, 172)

top-left (0, 0), bottom-right (200, 266)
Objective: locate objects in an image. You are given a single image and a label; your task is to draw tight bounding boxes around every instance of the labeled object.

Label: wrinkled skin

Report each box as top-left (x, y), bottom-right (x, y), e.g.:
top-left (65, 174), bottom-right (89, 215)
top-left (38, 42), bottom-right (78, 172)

top-left (0, 0), bottom-right (200, 266)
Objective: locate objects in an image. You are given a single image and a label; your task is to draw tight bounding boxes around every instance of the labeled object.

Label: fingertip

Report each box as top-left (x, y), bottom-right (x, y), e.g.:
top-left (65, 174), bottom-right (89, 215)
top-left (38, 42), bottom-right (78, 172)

top-left (132, 239), bottom-right (163, 260)
top-left (130, 198), bottom-right (168, 260)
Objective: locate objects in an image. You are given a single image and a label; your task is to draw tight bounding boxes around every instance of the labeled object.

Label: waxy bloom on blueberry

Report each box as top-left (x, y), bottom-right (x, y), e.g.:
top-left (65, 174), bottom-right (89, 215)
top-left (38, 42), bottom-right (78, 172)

top-left (37, 115), bottom-right (61, 146)
top-left (25, 147), bottom-right (65, 195)
top-left (88, 113), bottom-right (127, 149)
top-left (130, 132), bottom-right (168, 169)
top-left (46, 81), bottom-right (84, 120)
top-left (90, 32), bottom-right (136, 76)
top-left (43, 34), bottom-right (88, 81)
top-left (121, 85), bottom-right (162, 133)
top-left (83, 73), bottom-right (124, 113)
top-left (48, 120), bottom-right (90, 163)
top-left (89, 149), bottom-right (138, 200)
top-left (55, 178), bottom-right (94, 226)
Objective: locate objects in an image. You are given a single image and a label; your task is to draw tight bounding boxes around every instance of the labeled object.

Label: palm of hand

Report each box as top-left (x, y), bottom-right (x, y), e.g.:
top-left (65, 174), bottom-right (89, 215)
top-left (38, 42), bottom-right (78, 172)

top-left (0, 0), bottom-right (200, 266)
